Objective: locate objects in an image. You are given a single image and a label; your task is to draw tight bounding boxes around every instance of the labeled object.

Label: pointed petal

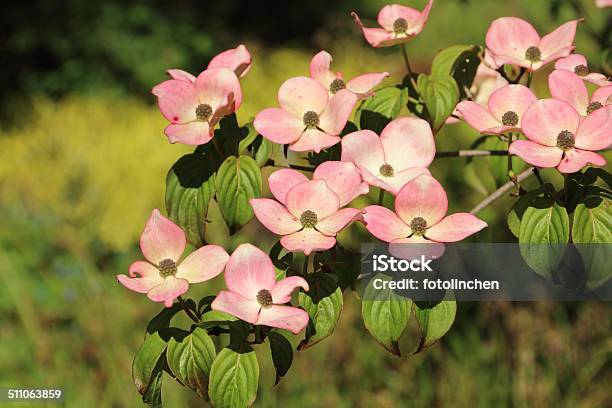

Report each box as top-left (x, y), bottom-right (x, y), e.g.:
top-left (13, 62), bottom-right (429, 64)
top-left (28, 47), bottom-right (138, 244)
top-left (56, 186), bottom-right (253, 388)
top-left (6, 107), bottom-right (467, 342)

top-left (164, 122), bottom-right (212, 145)
top-left (313, 161), bottom-right (368, 206)
top-left (410, 0), bottom-right (434, 35)
top-left (316, 208), bottom-right (362, 236)
top-left (254, 108), bottom-right (303, 145)
top-left (176, 245), bottom-right (229, 284)
top-left (548, 70), bottom-right (589, 115)
top-left (380, 117), bottom-right (435, 170)
top-left (208, 44), bottom-right (252, 78)
top-left (152, 79), bottom-right (198, 123)
top-left (147, 277), bottom-right (189, 308)
top-left (584, 74), bottom-right (612, 88)
top-left (362, 205), bottom-right (411, 242)
top-left (117, 261), bottom-right (164, 294)
top-left (270, 276), bottom-right (309, 304)
top-left (395, 174), bottom-right (447, 226)
top-left (485, 17), bottom-right (540, 64)
top-left (166, 69), bottom-right (196, 83)
top-left (310, 51), bottom-right (337, 89)
top-left (278, 76), bottom-right (329, 117)
top-left (268, 169), bottom-right (309, 204)
top-left (250, 198), bottom-right (302, 235)
top-left (557, 149), bottom-right (606, 173)
top-left (256, 305), bottom-right (310, 334)
top-left (346, 72), bottom-right (389, 98)
top-left (225, 244), bottom-right (276, 300)
top-left (195, 68), bottom-right (242, 112)
top-left (509, 140), bottom-right (563, 168)
top-left (211, 291), bottom-right (260, 324)
top-left (487, 84), bottom-right (538, 122)
top-left (521, 99), bottom-right (580, 146)
top-left (290, 128), bottom-right (340, 153)
top-left (351, 12), bottom-right (397, 48)
top-left (575, 105), bottom-right (612, 150)
top-left (281, 229), bottom-right (336, 255)
top-left (540, 19), bottom-right (581, 60)
top-left (381, 167), bottom-right (431, 195)
top-left (341, 129), bottom-right (385, 175)
top-left (140, 209), bottom-right (186, 264)
top-left (456, 101), bottom-right (500, 133)
top-left (319, 89), bottom-right (358, 135)
top-left (426, 213), bottom-right (487, 242)
top-left (285, 179), bottom-right (340, 219)
top-left (591, 86), bottom-right (612, 106)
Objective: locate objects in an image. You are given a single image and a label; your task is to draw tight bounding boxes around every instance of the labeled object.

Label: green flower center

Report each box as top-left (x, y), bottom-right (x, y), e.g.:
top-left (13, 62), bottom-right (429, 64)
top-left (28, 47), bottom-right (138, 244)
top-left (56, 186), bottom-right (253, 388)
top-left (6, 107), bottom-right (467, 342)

top-left (586, 102), bottom-right (603, 115)
top-left (393, 18), bottom-right (408, 34)
top-left (329, 78), bottom-right (346, 94)
top-left (501, 111), bottom-right (519, 127)
top-left (195, 104), bottom-right (213, 121)
top-left (303, 111), bottom-right (320, 128)
top-left (300, 210), bottom-right (318, 228)
top-left (256, 289), bottom-right (273, 307)
top-left (379, 163), bottom-right (394, 177)
top-left (158, 258), bottom-right (178, 278)
top-left (524, 46), bottom-right (541, 63)
top-left (410, 217), bottom-right (428, 236)
top-left (556, 130), bottom-right (575, 151)
top-left (574, 64), bottom-right (589, 76)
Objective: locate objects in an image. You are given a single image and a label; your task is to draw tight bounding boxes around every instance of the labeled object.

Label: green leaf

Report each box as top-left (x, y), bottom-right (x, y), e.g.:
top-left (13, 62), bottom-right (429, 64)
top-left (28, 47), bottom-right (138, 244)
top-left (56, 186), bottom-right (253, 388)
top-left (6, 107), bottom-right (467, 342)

top-left (166, 327), bottom-right (217, 399)
top-left (417, 74), bottom-right (459, 133)
top-left (146, 302), bottom-right (191, 335)
top-left (414, 300), bottom-right (457, 353)
top-left (298, 273), bottom-right (343, 350)
top-left (361, 274), bottom-right (412, 356)
top-left (132, 331), bottom-right (167, 399)
top-left (269, 240), bottom-right (293, 276)
top-left (519, 199), bottom-right (570, 280)
top-left (217, 113), bottom-right (246, 157)
top-left (431, 45), bottom-right (482, 99)
top-left (208, 346), bottom-right (259, 408)
top-left (507, 188), bottom-right (545, 238)
top-left (215, 155), bottom-right (262, 233)
top-left (166, 150), bottom-right (216, 247)
top-left (268, 331), bottom-right (293, 384)
top-left (355, 86), bottom-right (408, 134)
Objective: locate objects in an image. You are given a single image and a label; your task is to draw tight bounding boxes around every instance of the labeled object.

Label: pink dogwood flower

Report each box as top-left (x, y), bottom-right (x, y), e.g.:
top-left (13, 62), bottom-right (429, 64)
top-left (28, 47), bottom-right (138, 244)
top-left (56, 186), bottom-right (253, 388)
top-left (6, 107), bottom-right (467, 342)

top-left (554, 54), bottom-right (611, 87)
top-left (310, 50), bottom-right (389, 99)
top-left (116, 209), bottom-right (230, 307)
top-left (509, 99), bottom-right (612, 173)
top-left (250, 162), bottom-right (367, 255)
top-left (341, 117), bottom-right (435, 194)
top-left (211, 244), bottom-right (310, 334)
top-left (549, 70), bottom-right (612, 117)
top-left (456, 84), bottom-right (537, 134)
top-left (152, 68), bottom-right (242, 145)
top-left (363, 174), bottom-right (487, 253)
top-left (485, 17), bottom-right (581, 71)
top-left (167, 44), bottom-right (252, 81)
top-left (351, 1), bottom-right (434, 48)
top-left (254, 77), bottom-right (358, 153)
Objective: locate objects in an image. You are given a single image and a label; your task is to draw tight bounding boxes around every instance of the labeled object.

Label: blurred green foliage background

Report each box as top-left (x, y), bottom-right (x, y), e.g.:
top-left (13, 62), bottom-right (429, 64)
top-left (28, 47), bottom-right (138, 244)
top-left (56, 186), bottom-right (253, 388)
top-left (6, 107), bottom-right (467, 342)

top-left (0, 0), bottom-right (610, 406)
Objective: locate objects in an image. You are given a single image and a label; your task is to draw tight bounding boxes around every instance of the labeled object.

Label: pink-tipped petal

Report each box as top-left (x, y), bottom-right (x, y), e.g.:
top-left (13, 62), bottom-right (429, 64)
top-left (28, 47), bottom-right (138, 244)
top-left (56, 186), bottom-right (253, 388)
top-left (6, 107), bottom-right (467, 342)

top-left (377, 4), bottom-right (421, 30)
top-left (290, 128), bottom-right (340, 153)
top-left (554, 54), bottom-right (587, 71)
top-left (270, 276), bottom-right (309, 304)
top-left (250, 198), bottom-right (302, 235)
top-left (509, 140), bottom-right (563, 168)
top-left (539, 20), bottom-right (581, 60)
top-left (268, 169), bottom-right (309, 204)
top-left (152, 79), bottom-right (198, 123)
top-left (591, 86), bottom-right (612, 106)
top-left (389, 235), bottom-right (446, 260)
top-left (316, 208), bottom-right (362, 236)
top-left (310, 51), bottom-right (337, 89)
top-left (487, 84), bottom-right (538, 122)
top-left (313, 161), bottom-right (368, 206)
top-left (395, 174), bottom-right (448, 226)
top-left (176, 245), bottom-right (230, 284)
top-left (195, 68), bottom-right (242, 112)
top-left (285, 180), bottom-right (340, 219)
top-left (256, 305), bottom-right (310, 334)
top-left (140, 209), bottom-right (186, 264)
top-left (254, 108), bottom-right (304, 145)
top-left (351, 12), bottom-right (397, 48)
top-left (557, 149), bottom-right (606, 173)
top-left (319, 89), bottom-right (358, 135)
top-left (521, 99), bottom-right (580, 146)
top-left (548, 70), bottom-right (589, 115)
top-left (485, 17), bottom-right (540, 65)
top-left (280, 228), bottom-right (337, 255)
top-left (167, 69), bottom-right (196, 83)
top-left (278, 76), bottom-right (329, 117)
top-left (426, 213), bottom-right (488, 242)
top-left (381, 167), bottom-right (431, 195)
top-left (456, 101), bottom-right (500, 133)
top-left (147, 277), bottom-right (189, 308)
top-left (341, 130), bottom-right (385, 175)
top-left (410, 0), bottom-right (434, 35)
top-left (208, 45), bottom-right (252, 78)
top-left (164, 122), bottom-right (212, 145)
top-left (380, 117), bottom-right (435, 170)
top-left (225, 244), bottom-right (276, 300)
top-left (584, 74), bottom-right (612, 87)
top-left (363, 205), bottom-right (411, 242)
top-left (575, 105), bottom-right (612, 150)
top-left (117, 261), bottom-right (164, 294)
top-left (346, 72), bottom-right (389, 98)
top-left (211, 291), bottom-right (260, 324)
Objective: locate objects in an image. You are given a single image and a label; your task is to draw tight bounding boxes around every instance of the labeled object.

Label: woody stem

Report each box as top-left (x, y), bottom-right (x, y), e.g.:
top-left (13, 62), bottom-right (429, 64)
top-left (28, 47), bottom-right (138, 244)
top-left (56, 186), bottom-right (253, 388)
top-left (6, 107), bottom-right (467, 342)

top-left (470, 167), bottom-right (534, 214)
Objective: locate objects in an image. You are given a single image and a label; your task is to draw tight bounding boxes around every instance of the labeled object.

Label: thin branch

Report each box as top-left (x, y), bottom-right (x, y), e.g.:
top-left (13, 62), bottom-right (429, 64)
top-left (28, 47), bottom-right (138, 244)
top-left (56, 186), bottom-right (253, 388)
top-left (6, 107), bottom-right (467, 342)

top-left (470, 167), bottom-right (534, 214)
top-left (401, 44), bottom-right (419, 90)
top-left (435, 149), bottom-right (508, 158)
